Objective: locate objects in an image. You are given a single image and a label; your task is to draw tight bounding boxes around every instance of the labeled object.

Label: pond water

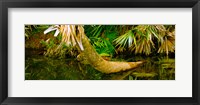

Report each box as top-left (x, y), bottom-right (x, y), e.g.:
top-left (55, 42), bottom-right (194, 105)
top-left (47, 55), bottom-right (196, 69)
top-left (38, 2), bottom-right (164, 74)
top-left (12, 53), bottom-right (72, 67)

top-left (25, 50), bottom-right (175, 80)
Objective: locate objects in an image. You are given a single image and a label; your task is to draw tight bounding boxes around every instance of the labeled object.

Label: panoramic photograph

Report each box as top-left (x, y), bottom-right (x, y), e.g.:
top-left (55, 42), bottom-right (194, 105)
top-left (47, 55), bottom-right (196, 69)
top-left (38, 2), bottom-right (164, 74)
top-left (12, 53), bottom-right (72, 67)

top-left (25, 25), bottom-right (175, 80)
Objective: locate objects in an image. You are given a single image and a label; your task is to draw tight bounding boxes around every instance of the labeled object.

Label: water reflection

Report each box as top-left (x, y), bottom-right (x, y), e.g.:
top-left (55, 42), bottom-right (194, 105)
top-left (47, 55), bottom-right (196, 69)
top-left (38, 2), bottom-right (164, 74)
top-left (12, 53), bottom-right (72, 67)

top-left (25, 54), bottom-right (175, 80)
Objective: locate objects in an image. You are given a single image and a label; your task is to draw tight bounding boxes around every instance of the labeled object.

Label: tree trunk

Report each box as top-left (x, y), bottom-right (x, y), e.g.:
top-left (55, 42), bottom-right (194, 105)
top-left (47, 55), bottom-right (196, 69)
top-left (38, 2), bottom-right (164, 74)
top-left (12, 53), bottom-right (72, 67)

top-left (78, 33), bottom-right (144, 74)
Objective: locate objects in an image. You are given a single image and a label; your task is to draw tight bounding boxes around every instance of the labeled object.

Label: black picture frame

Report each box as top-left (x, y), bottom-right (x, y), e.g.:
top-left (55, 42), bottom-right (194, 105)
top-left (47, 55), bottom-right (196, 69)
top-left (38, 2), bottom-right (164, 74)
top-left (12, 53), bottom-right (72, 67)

top-left (0, 0), bottom-right (199, 105)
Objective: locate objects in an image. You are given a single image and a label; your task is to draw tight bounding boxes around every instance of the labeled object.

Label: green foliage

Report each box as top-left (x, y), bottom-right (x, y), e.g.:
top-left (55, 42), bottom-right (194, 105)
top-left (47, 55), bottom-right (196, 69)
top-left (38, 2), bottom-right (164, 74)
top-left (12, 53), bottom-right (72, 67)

top-left (85, 25), bottom-right (118, 37)
top-left (85, 25), bottom-right (175, 56)
top-left (25, 25), bottom-right (50, 39)
top-left (131, 25), bottom-right (157, 55)
top-left (113, 30), bottom-right (136, 52)
top-left (157, 27), bottom-right (175, 55)
top-left (40, 37), bottom-right (77, 59)
top-left (90, 37), bottom-right (115, 56)
top-left (25, 25), bottom-right (175, 58)
top-left (25, 25), bottom-right (35, 39)
top-left (84, 25), bottom-right (119, 57)
top-left (128, 75), bottom-right (134, 80)
top-left (113, 25), bottom-right (175, 55)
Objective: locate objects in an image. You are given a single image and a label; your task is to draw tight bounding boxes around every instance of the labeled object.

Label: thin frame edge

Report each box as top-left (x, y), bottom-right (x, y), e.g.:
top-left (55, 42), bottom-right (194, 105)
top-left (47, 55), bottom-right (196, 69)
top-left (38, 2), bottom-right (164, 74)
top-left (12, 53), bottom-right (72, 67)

top-left (0, 0), bottom-right (200, 105)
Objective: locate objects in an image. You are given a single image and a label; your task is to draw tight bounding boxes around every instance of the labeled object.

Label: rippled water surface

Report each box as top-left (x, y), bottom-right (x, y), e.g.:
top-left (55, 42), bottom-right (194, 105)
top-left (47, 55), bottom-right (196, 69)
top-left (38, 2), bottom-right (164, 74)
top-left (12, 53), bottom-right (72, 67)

top-left (25, 50), bottom-right (175, 80)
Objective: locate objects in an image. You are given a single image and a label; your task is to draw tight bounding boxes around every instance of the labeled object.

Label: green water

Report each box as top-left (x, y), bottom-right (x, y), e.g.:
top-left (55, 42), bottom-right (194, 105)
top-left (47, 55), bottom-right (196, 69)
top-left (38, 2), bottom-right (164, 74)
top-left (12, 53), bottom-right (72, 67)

top-left (25, 52), bottom-right (175, 80)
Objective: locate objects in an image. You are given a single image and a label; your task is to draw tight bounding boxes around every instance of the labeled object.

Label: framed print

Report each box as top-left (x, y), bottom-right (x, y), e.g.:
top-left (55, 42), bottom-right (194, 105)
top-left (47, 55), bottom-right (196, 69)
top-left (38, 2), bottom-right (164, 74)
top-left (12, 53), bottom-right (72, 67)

top-left (0, 0), bottom-right (200, 105)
